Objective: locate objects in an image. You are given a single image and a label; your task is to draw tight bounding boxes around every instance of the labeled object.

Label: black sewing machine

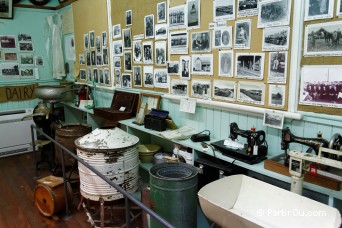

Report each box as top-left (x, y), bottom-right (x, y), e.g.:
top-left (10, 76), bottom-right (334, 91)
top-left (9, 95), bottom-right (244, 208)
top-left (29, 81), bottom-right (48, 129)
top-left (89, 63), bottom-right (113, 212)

top-left (211, 122), bottom-right (268, 164)
top-left (281, 127), bottom-right (329, 166)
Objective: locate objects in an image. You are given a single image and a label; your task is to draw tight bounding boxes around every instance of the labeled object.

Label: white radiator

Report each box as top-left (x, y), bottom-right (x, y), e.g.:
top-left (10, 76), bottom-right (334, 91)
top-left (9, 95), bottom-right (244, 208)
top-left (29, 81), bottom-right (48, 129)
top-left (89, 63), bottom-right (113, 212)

top-left (0, 109), bottom-right (36, 158)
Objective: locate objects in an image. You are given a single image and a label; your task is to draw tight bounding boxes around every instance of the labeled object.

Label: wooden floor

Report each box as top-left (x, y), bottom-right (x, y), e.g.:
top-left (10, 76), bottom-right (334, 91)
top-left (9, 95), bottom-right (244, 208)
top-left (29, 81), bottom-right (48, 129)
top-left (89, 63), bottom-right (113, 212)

top-left (0, 152), bottom-right (143, 228)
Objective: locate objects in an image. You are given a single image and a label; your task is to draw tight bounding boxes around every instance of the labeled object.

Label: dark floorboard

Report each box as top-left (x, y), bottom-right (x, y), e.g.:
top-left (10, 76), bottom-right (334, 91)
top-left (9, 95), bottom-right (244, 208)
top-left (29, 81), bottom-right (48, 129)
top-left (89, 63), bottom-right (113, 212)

top-left (0, 152), bottom-right (143, 228)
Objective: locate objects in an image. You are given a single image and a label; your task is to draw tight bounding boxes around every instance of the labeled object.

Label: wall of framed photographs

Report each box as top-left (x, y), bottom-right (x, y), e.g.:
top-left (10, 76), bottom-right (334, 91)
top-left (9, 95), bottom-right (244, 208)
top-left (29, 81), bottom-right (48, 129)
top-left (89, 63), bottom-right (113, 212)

top-left (298, 0), bottom-right (342, 115)
top-left (73, 0), bottom-right (111, 86)
top-left (110, 0), bottom-right (295, 111)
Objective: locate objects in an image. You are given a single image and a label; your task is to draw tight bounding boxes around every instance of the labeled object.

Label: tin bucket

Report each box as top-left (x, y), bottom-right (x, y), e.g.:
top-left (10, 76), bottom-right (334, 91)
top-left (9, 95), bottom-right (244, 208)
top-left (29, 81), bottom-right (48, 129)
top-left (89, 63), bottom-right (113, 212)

top-left (149, 163), bottom-right (198, 228)
top-left (55, 124), bottom-right (92, 167)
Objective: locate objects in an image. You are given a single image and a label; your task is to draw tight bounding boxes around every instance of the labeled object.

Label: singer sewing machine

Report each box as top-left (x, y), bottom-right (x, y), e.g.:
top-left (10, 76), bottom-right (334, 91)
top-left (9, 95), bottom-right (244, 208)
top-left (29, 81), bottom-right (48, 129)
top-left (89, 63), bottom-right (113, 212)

top-left (211, 122), bottom-right (268, 164)
top-left (281, 127), bottom-right (329, 166)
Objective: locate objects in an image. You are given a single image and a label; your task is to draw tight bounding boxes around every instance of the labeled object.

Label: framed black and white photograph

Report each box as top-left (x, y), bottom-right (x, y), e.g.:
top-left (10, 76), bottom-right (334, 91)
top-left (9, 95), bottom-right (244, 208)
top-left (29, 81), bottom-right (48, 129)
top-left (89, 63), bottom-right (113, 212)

top-left (84, 33), bottom-right (89, 50)
top-left (104, 68), bottom-right (110, 85)
top-left (235, 53), bottom-right (265, 80)
top-left (133, 40), bottom-right (143, 64)
top-left (89, 31), bottom-right (95, 49)
top-left (19, 54), bottom-right (33, 66)
top-left (144, 14), bottom-right (155, 39)
top-left (88, 68), bottom-right (92, 82)
top-left (191, 79), bottom-right (211, 100)
top-left (337, 0), bottom-right (342, 17)
top-left (133, 66), bottom-right (142, 87)
top-left (95, 36), bottom-right (101, 53)
top-left (187, 0), bottom-right (200, 29)
top-left (0, 0), bottom-right (13, 19)
top-left (1, 62), bottom-right (19, 77)
top-left (123, 28), bottom-right (132, 49)
top-left (102, 31), bottom-right (107, 47)
top-left (86, 51), bottom-right (91, 66)
top-left (191, 31), bottom-right (211, 52)
top-left (155, 41), bottom-right (166, 66)
top-left (114, 57), bottom-right (121, 68)
top-left (238, 0), bottom-right (258, 18)
top-left (143, 65), bottom-right (154, 88)
top-left (96, 55), bottom-right (102, 66)
top-left (99, 69), bottom-right (104, 84)
top-left (154, 68), bottom-right (168, 88)
top-left (93, 68), bottom-right (99, 83)
top-left (299, 65), bottom-right (342, 107)
top-left (262, 26), bottom-right (290, 51)
top-left (167, 61), bottom-right (179, 75)
top-left (268, 51), bottom-right (287, 83)
top-left (114, 67), bottom-right (121, 87)
top-left (268, 84), bottom-right (286, 107)
top-left (122, 74), bottom-right (132, 88)
top-left (35, 56), bottom-right (44, 67)
top-left (91, 50), bottom-right (96, 65)
top-left (155, 23), bottom-right (168, 40)
top-left (124, 51), bottom-right (132, 72)
top-left (80, 69), bottom-right (86, 80)
top-left (219, 50), bottom-right (233, 77)
top-left (171, 79), bottom-right (188, 96)
top-left (79, 54), bottom-right (85, 65)
top-left (19, 42), bottom-right (34, 52)
top-left (305, 0), bottom-right (334, 21)
top-left (169, 5), bottom-right (187, 30)
top-left (157, 1), bottom-right (167, 23)
top-left (143, 41), bottom-right (153, 64)
top-left (263, 110), bottom-right (284, 129)
top-left (113, 40), bottom-right (123, 56)
top-left (213, 26), bottom-right (233, 49)
top-left (234, 19), bottom-right (251, 49)
top-left (0, 36), bottom-right (16, 49)
top-left (18, 34), bottom-right (31, 42)
top-left (102, 48), bottom-right (108, 65)
top-left (169, 31), bottom-right (188, 54)
top-left (4, 52), bottom-right (17, 61)
top-left (113, 24), bottom-right (121, 39)
top-left (213, 80), bottom-right (235, 101)
top-left (20, 68), bottom-right (34, 78)
top-left (180, 56), bottom-right (191, 80)
top-left (237, 82), bottom-right (265, 105)
top-left (126, 10), bottom-right (132, 26)
top-left (0, 50), bottom-right (3, 61)
top-left (213, 0), bottom-right (235, 21)
top-left (304, 21), bottom-right (342, 56)
top-left (258, 0), bottom-right (292, 28)
top-left (191, 54), bottom-right (213, 75)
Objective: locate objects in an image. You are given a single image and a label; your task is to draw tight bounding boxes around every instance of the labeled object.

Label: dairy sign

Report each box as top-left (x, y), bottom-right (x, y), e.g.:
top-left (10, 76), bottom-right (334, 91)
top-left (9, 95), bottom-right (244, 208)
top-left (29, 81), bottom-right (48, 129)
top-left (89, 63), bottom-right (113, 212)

top-left (0, 84), bottom-right (38, 102)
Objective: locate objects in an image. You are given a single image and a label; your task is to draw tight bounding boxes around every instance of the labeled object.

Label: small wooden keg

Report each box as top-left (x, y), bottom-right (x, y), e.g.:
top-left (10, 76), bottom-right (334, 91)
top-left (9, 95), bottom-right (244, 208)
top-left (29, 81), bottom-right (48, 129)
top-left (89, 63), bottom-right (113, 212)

top-left (34, 175), bottom-right (73, 217)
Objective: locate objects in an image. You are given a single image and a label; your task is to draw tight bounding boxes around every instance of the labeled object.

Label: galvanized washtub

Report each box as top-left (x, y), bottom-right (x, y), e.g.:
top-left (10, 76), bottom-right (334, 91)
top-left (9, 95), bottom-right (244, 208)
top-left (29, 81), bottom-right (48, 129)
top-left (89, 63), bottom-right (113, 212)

top-left (75, 127), bottom-right (139, 201)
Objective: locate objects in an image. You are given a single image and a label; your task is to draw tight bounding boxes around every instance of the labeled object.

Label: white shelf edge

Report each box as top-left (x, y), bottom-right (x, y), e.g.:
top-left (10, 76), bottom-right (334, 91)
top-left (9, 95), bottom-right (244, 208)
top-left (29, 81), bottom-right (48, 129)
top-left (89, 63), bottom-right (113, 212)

top-left (163, 94), bottom-right (303, 120)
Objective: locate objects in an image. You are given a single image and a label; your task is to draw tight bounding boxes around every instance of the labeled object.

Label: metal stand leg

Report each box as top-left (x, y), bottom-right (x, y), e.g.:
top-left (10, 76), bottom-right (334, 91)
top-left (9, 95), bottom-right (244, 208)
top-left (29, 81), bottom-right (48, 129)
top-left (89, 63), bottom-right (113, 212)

top-left (100, 197), bottom-right (105, 228)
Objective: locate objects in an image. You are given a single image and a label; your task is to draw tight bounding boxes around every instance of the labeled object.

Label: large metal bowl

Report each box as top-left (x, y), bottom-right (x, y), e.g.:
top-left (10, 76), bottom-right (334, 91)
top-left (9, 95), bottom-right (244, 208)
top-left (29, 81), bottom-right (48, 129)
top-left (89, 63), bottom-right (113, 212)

top-left (34, 85), bottom-right (68, 101)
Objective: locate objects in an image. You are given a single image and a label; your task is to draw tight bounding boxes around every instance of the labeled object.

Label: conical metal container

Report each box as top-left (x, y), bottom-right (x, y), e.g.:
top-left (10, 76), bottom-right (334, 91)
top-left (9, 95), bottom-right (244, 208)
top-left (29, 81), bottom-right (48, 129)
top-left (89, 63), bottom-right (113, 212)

top-left (75, 127), bottom-right (139, 201)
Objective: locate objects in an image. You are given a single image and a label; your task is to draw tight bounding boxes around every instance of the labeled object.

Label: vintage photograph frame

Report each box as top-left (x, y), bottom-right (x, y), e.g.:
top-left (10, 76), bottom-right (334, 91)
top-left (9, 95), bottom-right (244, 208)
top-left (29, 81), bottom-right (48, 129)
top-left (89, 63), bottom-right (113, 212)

top-left (169, 31), bottom-right (188, 55)
top-left (268, 51), bottom-right (287, 84)
top-left (305, 0), bottom-right (334, 21)
top-left (171, 79), bottom-right (188, 96)
top-left (0, 0), bottom-right (13, 19)
top-left (262, 26), bottom-right (290, 51)
top-left (234, 19), bottom-right (251, 49)
top-left (213, 80), bottom-right (236, 101)
top-left (237, 81), bottom-right (265, 105)
top-left (235, 53), bottom-right (265, 80)
top-left (133, 66), bottom-right (142, 87)
top-left (268, 84), bottom-right (286, 107)
top-left (213, 26), bottom-right (233, 49)
top-left (263, 110), bottom-right (284, 129)
top-left (187, 0), bottom-right (200, 29)
top-left (191, 79), bottom-right (212, 100)
top-left (157, 1), bottom-right (167, 23)
top-left (213, 0), bottom-right (235, 21)
top-left (258, 0), bottom-right (292, 28)
top-left (191, 54), bottom-right (213, 75)
top-left (169, 5), bottom-right (187, 30)
top-left (133, 93), bottom-right (161, 125)
top-left (237, 0), bottom-right (258, 18)
top-left (219, 50), bottom-right (233, 77)
top-left (191, 31), bottom-right (211, 52)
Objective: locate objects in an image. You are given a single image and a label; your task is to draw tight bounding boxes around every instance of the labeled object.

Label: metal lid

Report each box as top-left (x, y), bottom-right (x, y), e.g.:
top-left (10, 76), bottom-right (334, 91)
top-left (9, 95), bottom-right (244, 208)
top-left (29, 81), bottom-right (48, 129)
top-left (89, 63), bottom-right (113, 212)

top-left (75, 127), bottom-right (139, 150)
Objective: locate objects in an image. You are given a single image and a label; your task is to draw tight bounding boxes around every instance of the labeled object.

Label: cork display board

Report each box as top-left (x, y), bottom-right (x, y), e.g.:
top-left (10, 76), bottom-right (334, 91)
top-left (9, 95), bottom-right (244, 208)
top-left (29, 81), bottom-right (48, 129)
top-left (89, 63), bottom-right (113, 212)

top-left (298, 0), bottom-right (342, 115)
top-left (73, 0), bottom-right (111, 86)
top-left (110, 0), bottom-right (295, 111)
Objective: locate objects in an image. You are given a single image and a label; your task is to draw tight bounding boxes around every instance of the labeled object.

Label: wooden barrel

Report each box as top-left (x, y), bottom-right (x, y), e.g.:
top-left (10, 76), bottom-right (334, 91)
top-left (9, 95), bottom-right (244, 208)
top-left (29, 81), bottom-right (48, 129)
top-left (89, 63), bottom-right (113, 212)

top-left (55, 124), bottom-right (92, 167)
top-left (34, 176), bottom-right (73, 217)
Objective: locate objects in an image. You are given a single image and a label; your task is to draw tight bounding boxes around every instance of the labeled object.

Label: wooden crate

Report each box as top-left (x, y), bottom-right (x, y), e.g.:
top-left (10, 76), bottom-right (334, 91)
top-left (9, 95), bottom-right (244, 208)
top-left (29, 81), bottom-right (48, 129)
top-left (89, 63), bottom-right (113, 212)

top-left (264, 154), bottom-right (341, 191)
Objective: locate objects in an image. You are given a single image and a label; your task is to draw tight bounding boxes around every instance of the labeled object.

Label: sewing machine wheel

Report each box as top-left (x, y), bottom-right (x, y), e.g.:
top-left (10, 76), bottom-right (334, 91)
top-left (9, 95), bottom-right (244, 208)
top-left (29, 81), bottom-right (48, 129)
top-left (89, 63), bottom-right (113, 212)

top-left (328, 133), bottom-right (342, 161)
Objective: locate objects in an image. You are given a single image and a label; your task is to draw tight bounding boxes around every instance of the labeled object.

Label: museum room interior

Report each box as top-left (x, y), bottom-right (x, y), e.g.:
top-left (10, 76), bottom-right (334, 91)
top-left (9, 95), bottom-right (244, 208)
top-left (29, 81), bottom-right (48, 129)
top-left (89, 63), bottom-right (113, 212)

top-left (0, 0), bottom-right (342, 227)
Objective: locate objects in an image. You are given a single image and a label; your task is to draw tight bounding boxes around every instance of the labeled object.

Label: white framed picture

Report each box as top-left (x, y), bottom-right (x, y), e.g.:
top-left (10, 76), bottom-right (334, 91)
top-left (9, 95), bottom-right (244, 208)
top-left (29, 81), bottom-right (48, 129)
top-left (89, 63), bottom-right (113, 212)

top-left (191, 54), bottom-right (213, 76)
top-left (237, 0), bottom-right (258, 18)
top-left (154, 68), bottom-right (168, 88)
top-left (155, 41), bottom-right (167, 66)
top-left (155, 23), bottom-right (168, 40)
top-left (80, 69), bottom-right (86, 80)
top-left (171, 79), bottom-right (188, 96)
top-left (145, 14), bottom-right (155, 39)
top-left (262, 26), bottom-right (290, 51)
top-left (143, 65), bottom-right (154, 88)
top-left (234, 19), bottom-right (251, 49)
top-left (180, 56), bottom-right (191, 80)
top-left (258, 0), bottom-right (292, 28)
top-left (133, 40), bottom-right (143, 64)
top-left (124, 51), bottom-right (132, 72)
top-left (213, 80), bottom-right (236, 101)
top-left (219, 50), bottom-right (233, 77)
top-left (123, 28), bottom-right (132, 49)
top-left (169, 5), bottom-right (187, 30)
top-left (235, 53), bottom-right (265, 80)
top-left (104, 68), bottom-right (110, 85)
top-left (84, 33), bottom-right (89, 50)
top-left (213, 26), bottom-right (233, 49)
top-left (191, 79), bottom-right (212, 100)
top-left (143, 41), bottom-right (153, 64)
top-left (237, 81), bottom-right (265, 105)
top-left (113, 40), bottom-right (123, 56)
top-left (305, 0), bottom-right (334, 21)
top-left (126, 10), bottom-right (132, 26)
top-left (114, 67), bottom-right (121, 87)
top-left (122, 73), bottom-right (132, 88)
top-left (169, 31), bottom-right (188, 55)
top-left (268, 84), bottom-right (286, 107)
top-left (263, 110), bottom-right (284, 129)
top-left (167, 61), bottom-right (180, 75)
top-left (191, 31), bottom-right (211, 52)
top-left (213, 0), bottom-right (235, 21)
top-left (133, 66), bottom-right (142, 87)
top-left (187, 0), bottom-right (200, 29)
top-left (112, 24), bottom-right (121, 39)
top-left (268, 51), bottom-right (287, 84)
top-left (20, 68), bottom-right (34, 78)
top-left (157, 1), bottom-right (167, 23)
